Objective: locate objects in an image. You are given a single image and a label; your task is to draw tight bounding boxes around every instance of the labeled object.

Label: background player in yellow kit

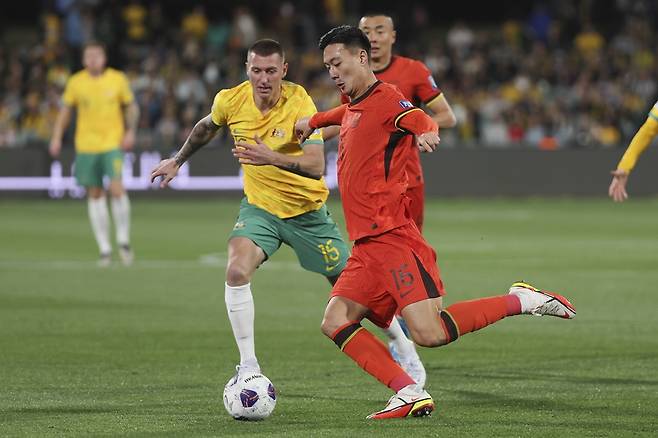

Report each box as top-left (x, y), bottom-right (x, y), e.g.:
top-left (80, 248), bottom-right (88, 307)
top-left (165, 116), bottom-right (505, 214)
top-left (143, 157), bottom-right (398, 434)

top-left (609, 100), bottom-right (658, 202)
top-left (50, 42), bottom-right (139, 267)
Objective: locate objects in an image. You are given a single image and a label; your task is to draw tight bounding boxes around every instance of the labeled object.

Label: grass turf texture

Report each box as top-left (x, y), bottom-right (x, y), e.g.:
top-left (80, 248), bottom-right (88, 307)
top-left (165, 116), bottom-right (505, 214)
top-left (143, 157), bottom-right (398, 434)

top-left (1, 197), bottom-right (657, 437)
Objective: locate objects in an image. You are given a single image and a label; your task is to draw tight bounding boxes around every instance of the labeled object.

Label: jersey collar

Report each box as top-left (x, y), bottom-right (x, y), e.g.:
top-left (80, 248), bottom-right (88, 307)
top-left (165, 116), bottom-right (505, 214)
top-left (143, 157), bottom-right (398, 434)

top-left (373, 55), bottom-right (397, 75)
top-left (349, 80), bottom-right (382, 106)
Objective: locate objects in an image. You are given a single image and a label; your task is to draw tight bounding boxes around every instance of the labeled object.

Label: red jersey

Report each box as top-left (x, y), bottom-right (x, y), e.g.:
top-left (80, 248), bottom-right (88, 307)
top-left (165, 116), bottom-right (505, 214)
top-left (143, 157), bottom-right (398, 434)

top-left (312, 81), bottom-right (437, 241)
top-left (341, 56), bottom-right (442, 188)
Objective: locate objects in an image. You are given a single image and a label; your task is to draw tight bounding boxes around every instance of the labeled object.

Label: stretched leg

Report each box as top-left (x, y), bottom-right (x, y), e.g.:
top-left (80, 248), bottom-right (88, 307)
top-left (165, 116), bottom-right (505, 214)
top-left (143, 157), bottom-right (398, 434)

top-left (321, 296), bottom-right (415, 392)
top-left (401, 280), bottom-right (577, 348)
top-left (225, 237), bottom-right (266, 373)
top-left (86, 186), bottom-right (112, 266)
top-left (109, 179), bottom-right (132, 265)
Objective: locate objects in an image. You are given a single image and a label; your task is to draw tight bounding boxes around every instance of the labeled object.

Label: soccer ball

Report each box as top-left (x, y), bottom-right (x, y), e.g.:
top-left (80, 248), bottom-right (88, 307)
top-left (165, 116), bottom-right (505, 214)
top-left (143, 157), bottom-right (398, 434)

top-left (223, 372), bottom-right (277, 420)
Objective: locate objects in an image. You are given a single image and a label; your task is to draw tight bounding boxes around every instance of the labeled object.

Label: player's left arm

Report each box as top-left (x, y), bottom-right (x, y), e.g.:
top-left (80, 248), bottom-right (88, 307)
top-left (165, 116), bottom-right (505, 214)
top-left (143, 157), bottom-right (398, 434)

top-left (396, 108), bottom-right (440, 152)
top-left (233, 135), bottom-right (325, 180)
top-left (121, 101), bottom-right (140, 150)
top-left (119, 73), bottom-right (139, 150)
top-left (425, 94), bottom-right (457, 128)
top-left (414, 61), bottom-right (456, 128)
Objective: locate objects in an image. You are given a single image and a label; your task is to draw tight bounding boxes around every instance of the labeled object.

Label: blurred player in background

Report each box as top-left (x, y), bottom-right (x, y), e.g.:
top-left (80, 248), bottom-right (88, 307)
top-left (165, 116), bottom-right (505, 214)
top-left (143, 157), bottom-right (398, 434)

top-left (358, 13), bottom-right (456, 231)
top-left (609, 100), bottom-right (658, 202)
top-left (49, 42), bottom-right (139, 267)
top-left (150, 39), bottom-right (350, 379)
top-left (297, 25), bottom-right (576, 420)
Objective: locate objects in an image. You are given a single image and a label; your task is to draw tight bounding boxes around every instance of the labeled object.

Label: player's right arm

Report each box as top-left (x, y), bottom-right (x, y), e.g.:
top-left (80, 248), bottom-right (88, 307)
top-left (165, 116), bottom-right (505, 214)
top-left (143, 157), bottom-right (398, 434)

top-left (152, 89), bottom-right (228, 187)
top-left (608, 115), bottom-right (658, 202)
top-left (49, 104), bottom-right (73, 158)
top-left (295, 104), bottom-right (347, 142)
top-left (150, 114), bottom-right (220, 188)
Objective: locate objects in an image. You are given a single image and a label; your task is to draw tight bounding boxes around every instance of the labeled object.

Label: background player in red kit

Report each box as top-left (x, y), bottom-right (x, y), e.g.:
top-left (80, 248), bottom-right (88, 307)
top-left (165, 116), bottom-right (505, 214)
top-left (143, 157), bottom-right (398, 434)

top-left (358, 13), bottom-right (456, 231)
top-left (296, 25), bottom-right (576, 420)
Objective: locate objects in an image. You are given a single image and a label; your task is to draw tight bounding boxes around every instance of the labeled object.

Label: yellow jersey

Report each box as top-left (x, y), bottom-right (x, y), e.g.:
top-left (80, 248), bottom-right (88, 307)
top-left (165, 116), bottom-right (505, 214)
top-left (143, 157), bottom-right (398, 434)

top-left (617, 100), bottom-right (658, 173)
top-left (62, 68), bottom-right (134, 153)
top-left (211, 80), bottom-right (327, 218)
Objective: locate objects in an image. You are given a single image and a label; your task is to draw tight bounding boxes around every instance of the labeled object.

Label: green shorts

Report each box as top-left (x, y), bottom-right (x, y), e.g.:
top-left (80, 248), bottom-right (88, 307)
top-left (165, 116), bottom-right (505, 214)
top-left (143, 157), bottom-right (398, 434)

top-left (74, 149), bottom-right (123, 188)
top-left (230, 198), bottom-right (349, 277)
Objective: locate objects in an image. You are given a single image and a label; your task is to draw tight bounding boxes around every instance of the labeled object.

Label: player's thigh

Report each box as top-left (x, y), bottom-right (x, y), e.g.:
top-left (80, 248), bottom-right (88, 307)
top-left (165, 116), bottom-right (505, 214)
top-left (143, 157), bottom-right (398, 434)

top-left (228, 198), bottom-right (284, 265)
top-left (400, 296), bottom-right (446, 346)
top-left (100, 149), bottom-right (124, 182)
top-left (330, 246), bottom-right (398, 329)
top-left (282, 204), bottom-right (349, 277)
top-left (74, 153), bottom-right (103, 188)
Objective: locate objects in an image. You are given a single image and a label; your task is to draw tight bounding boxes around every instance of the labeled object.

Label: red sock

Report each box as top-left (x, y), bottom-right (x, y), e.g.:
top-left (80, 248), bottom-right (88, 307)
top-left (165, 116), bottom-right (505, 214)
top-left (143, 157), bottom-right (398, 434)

top-left (439, 295), bottom-right (521, 343)
top-left (331, 322), bottom-right (414, 392)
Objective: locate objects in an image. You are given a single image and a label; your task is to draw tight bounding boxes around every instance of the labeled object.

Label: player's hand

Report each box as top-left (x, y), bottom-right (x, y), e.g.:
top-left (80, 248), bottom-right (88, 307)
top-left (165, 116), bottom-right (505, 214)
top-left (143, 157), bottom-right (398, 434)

top-left (150, 158), bottom-right (180, 188)
top-left (122, 129), bottom-right (136, 151)
top-left (49, 138), bottom-right (62, 158)
top-left (416, 132), bottom-right (440, 153)
top-left (233, 135), bottom-right (276, 166)
top-left (608, 169), bottom-right (629, 202)
top-left (295, 117), bottom-right (314, 143)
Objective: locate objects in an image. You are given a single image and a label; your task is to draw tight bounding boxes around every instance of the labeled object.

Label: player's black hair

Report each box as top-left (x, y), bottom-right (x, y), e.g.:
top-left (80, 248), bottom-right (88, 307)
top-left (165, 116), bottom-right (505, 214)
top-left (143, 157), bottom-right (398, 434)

top-left (248, 39), bottom-right (285, 60)
top-left (318, 25), bottom-right (371, 59)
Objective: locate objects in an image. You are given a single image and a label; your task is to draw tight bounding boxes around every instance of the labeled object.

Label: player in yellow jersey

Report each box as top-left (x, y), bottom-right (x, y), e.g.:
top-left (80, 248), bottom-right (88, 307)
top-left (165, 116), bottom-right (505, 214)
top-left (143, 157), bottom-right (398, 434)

top-left (150, 39), bottom-right (350, 378)
top-left (49, 42), bottom-right (139, 266)
top-left (609, 100), bottom-right (658, 202)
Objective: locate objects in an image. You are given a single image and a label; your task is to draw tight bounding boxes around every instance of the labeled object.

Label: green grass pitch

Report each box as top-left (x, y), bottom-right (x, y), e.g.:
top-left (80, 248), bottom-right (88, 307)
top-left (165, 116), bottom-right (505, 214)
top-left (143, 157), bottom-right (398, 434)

top-left (1, 197), bottom-right (657, 437)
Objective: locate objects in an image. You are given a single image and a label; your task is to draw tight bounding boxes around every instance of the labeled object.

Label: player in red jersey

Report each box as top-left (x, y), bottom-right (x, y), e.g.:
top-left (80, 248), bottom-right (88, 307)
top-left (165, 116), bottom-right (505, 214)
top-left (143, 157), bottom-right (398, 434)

top-left (326, 14), bottom-right (458, 386)
top-left (359, 13), bottom-right (456, 231)
top-left (327, 13), bottom-right (457, 231)
top-left (296, 25), bottom-right (576, 420)
top-left (359, 12), bottom-right (457, 382)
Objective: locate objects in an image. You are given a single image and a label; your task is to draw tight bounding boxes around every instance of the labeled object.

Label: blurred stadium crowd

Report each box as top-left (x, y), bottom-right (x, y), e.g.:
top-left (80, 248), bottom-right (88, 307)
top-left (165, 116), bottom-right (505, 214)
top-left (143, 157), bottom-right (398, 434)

top-left (1, 0), bottom-right (657, 151)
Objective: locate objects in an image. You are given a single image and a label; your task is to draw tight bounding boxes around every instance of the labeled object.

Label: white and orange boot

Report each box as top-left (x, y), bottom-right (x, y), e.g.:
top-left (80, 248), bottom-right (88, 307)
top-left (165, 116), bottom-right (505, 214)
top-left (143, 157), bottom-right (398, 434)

top-left (509, 281), bottom-right (576, 319)
top-left (366, 384), bottom-right (434, 419)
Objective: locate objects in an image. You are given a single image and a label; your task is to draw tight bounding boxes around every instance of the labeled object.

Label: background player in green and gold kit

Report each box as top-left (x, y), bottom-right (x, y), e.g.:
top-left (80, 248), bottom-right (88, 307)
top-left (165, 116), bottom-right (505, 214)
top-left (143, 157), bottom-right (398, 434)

top-left (150, 39), bottom-right (349, 378)
top-left (49, 42), bottom-right (139, 267)
top-left (609, 100), bottom-right (658, 201)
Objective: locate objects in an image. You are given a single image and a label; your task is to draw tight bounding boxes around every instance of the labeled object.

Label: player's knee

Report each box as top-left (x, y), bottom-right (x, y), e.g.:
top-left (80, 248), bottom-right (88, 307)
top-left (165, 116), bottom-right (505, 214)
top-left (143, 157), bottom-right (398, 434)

top-left (411, 327), bottom-right (448, 348)
top-left (225, 264), bottom-right (251, 286)
top-left (320, 313), bottom-right (346, 339)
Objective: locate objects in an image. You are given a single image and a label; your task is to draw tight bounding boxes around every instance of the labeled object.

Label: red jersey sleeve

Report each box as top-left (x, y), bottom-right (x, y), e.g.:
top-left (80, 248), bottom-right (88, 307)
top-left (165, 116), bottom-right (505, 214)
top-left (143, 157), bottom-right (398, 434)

top-left (413, 60), bottom-right (442, 104)
top-left (309, 104), bottom-right (348, 128)
top-left (396, 108), bottom-right (438, 135)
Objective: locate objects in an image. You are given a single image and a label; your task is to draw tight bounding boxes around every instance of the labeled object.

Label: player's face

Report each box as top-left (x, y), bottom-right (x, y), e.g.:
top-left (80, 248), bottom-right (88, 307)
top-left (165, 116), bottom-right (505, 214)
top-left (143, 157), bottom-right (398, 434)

top-left (83, 46), bottom-right (107, 75)
top-left (246, 52), bottom-right (288, 100)
top-left (359, 16), bottom-right (396, 60)
top-left (323, 43), bottom-right (369, 98)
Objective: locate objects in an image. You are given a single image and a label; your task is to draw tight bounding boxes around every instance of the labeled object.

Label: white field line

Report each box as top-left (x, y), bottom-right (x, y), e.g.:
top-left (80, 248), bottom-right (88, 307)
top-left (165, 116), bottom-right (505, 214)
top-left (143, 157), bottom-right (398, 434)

top-left (0, 253), bottom-right (304, 271)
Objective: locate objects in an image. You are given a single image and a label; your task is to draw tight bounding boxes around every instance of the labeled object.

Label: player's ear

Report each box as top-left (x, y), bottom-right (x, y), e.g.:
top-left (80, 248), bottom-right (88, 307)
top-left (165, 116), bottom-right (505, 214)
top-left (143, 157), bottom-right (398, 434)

top-left (360, 50), bottom-right (368, 65)
top-left (391, 30), bottom-right (397, 44)
top-left (282, 62), bottom-right (288, 78)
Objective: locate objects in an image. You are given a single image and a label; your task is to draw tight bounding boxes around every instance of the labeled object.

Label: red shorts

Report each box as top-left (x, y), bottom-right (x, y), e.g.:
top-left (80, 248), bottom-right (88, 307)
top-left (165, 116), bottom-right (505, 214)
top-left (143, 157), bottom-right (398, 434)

top-left (330, 222), bottom-right (445, 328)
top-left (406, 184), bottom-right (425, 232)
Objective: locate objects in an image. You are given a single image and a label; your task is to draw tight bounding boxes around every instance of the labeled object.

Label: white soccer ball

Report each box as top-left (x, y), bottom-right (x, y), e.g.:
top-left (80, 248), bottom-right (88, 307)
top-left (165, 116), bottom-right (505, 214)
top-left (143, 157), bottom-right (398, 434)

top-left (223, 372), bottom-right (277, 420)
